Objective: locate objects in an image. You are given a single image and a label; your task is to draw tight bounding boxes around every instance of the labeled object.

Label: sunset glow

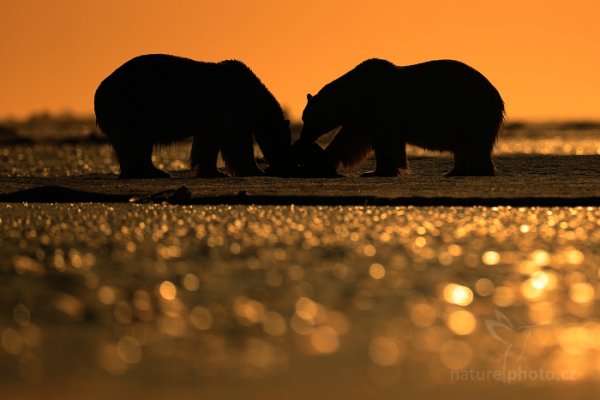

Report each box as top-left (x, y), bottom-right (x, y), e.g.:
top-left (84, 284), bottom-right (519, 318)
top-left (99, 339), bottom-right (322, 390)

top-left (1, 0), bottom-right (599, 121)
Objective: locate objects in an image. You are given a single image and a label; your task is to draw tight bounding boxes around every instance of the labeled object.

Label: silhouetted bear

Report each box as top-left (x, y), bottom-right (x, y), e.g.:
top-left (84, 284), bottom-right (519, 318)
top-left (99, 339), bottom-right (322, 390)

top-left (293, 59), bottom-right (505, 176)
top-left (94, 54), bottom-right (291, 178)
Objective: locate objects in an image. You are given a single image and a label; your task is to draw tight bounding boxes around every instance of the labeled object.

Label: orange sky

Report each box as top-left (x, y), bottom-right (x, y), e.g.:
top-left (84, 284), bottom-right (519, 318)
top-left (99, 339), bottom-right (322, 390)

top-left (1, 0), bottom-right (599, 121)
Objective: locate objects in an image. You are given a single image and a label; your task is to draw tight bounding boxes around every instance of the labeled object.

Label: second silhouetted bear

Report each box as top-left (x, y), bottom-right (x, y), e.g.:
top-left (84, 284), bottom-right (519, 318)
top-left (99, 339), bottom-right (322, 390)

top-left (293, 59), bottom-right (505, 176)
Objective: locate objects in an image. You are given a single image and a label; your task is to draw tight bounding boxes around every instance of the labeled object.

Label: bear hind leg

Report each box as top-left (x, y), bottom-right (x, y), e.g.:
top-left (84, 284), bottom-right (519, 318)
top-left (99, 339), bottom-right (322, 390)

top-left (362, 141), bottom-right (407, 177)
top-left (468, 153), bottom-right (495, 176)
top-left (446, 151), bottom-right (495, 176)
top-left (446, 127), bottom-right (496, 176)
top-left (113, 139), bottom-right (170, 179)
top-left (219, 131), bottom-right (264, 177)
top-left (445, 151), bottom-right (470, 177)
top-left (191, 134), bottom-right (227, 178)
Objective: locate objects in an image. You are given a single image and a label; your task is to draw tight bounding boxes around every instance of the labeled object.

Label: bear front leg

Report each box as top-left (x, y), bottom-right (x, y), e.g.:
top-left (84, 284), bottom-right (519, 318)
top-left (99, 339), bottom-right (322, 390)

top-left (362, 140), bottom-right (407, 177)
top-left (114, 138), bottom-right (170, 179)
top-left (191, 134), bottom-right (227, 178)
top-left (219, 129), bottom-right (264, 177)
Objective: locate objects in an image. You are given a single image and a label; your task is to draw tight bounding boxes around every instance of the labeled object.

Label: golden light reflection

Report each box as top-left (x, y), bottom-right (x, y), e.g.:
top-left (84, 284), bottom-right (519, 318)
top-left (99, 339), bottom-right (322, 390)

top-left (1, 328), bottom-right (24, 356)
top-left (440, 340), bottom-right (473, 370)
top-left (368, 263), bottom-right (386, 280)
top-left (414, 236), bottom-right (427, 248)
top-left (12, 255), bottom-right (45, 275)
top-left (13, 304), bottom-right (31, 326)
top-left (295, 297), bottom-right (319, 321)
top-left (368, 337), bottom-right (404, 366)
top-left (521, 279), bottom-right (546, 301)
top-left (243, 338), bottom-right (289, 374)
top-left (157, 244), bottom-right (181, 259)
top-left (530, 271), bottom-right (552, 290)
top-left (117, 336), bottom-right (142, 364)
top-left (564, 247), bottom-right (585, 265)
top-left (569, 282), bottom-right (595, 304)
top-left (54, 293), bottom-right (85, 320)
top-left (549, 350), bottom-right (586, 380)
top-left (233, 297), bottom-right (265, 325)
top-left (265, 269), bottom-right (283, 287)
top-left (182, 273), bottom-right (200, 291)
top-left (446, 310), bottom-right (477, 335)
top-left (443, 283), bottom-right (474, 306)
top-left (262, 311), bottom-right (287, 336)
top-left (582, 322), bottom-right (600, 350)
top-left (474, 278), bottom-right (495, 296)
top-left (447, 244), bottom-right (463, 257)
top-left (113, 301), bottom-right (133, 324)
top-left (1, 203), bottom-right (599, 383)
top-left (363, 244), bottom-right (377, 257)
top-left (327, 311), bottom-right (351, 335)
top-left (158, 281), bottom-right (177, 300)
top-left (190, 306), bottom-right (213, 330)
top-left (528, 301), bottom-right (556, 325)
top-left (556, 326), bottom-right (589, 356)
top-left (492, 286), bottom-right (517, 307)
top-left (132, 290), bottom-right (152, 319)
top-left (288, 265), bottom-right (305, 281)
top-left (290, 315), bottom-right (314, 335)
top-left (20, 324), bottom-right (42, 348)
top-left (310, 326), bottom-right (339, 354)
top-left (157, 315), bottom-right (186, 337)
top-left (410, 303), bottom-right (437, 328)
top-left (531, 249), bottom-right (551, 266)
top-left (98, 343), bottom-right (129, 375)
top-left (482, 250), bottom-right (500, 266)
top-left (97, 285), bottom-right (117, 305)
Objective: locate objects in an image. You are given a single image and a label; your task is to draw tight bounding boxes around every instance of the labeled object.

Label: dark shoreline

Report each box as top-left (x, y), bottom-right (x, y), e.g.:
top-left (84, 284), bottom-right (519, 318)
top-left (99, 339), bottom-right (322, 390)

top-left (1, 185), bottom-right (598, 207)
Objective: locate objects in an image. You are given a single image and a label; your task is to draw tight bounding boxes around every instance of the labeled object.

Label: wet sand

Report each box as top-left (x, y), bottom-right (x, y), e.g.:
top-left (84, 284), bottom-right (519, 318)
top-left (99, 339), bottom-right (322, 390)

top-left (0, 155), bottom-right (599, 205)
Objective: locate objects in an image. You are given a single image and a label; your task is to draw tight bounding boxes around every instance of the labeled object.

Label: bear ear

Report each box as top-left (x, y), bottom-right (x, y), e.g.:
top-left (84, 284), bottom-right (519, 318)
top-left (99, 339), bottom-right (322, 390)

top-left (306, 93), bottom-right (313, 102)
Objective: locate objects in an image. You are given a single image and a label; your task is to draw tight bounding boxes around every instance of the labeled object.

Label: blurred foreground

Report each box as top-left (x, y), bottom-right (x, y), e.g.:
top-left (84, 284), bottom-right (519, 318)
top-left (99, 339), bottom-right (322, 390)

top-left (1, 204), bottom-right (600, 399)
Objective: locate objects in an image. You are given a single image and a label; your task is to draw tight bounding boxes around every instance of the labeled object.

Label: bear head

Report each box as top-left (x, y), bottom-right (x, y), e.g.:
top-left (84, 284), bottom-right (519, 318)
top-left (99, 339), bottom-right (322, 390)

top-left (298, 93), bottom-right (342, 146)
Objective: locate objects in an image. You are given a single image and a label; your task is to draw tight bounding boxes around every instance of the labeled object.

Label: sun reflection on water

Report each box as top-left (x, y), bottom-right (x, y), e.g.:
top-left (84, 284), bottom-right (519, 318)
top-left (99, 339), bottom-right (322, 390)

top-left (0, 204), bottom-right (598, 385)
